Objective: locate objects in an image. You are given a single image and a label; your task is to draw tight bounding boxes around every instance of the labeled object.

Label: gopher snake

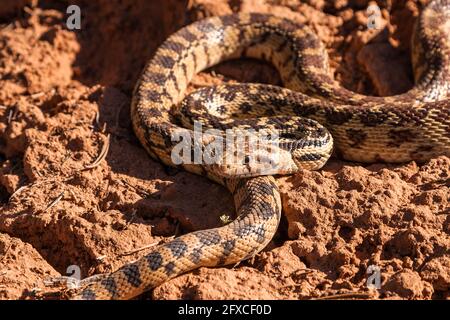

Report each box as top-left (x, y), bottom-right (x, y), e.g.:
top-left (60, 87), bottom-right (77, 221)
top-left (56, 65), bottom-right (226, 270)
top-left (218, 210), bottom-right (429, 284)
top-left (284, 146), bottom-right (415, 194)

top-left (70, 0), bottom-right (450, 299)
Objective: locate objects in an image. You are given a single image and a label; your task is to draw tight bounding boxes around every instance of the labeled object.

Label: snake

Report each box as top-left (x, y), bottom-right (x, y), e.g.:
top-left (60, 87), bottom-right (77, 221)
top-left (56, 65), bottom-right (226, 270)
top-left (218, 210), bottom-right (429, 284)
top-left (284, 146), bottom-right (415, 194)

top-left (68, 0), bottom-right (450, 299)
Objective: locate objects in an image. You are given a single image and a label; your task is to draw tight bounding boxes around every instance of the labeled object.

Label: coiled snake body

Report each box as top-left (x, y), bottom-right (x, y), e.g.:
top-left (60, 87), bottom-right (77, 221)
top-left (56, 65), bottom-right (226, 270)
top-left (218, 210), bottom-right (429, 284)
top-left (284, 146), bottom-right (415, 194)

top-left (72, 0), bottom-right (450, 299)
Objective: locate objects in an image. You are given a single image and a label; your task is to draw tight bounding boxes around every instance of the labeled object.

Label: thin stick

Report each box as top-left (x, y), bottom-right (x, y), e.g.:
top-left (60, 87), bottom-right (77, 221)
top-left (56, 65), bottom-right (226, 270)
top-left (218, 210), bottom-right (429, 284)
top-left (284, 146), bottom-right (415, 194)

top-left (94, 111), bottom-right (100, 128)
top-left (96, 255), bottom-right (107, 261)
top-left (30, 91), bottom-right (45, 98)
top-left (44, 191), bottom-right (65, 212)
top-left (119, 242), bottom-right (158, 257)
top-left (315, 292), bottom-right (374, 300)
top-left (9, 185), bottom-right (26, 201)
top-left (7, 108), bottom-right (15, 124)
top-left (23, 6), bottom-right (34, 15)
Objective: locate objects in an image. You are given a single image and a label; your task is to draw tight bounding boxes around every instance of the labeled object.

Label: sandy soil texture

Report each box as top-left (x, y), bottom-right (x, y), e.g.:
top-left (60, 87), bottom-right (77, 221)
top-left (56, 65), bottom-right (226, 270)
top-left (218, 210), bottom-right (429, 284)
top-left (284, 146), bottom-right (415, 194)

top-left (0, 0), bottom-right (449, 300)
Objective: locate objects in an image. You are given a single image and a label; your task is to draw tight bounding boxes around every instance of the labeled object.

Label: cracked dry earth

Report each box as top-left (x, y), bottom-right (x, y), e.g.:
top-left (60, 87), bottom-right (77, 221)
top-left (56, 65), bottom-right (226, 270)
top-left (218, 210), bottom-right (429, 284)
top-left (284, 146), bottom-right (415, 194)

top-left (0, 0), bottom-right (449, 300)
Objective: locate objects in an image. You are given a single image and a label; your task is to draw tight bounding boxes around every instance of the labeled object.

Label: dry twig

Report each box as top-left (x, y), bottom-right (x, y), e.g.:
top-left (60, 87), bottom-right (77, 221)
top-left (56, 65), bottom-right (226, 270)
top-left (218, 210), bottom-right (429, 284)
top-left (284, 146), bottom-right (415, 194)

top-left (44, 191), bottom-right (65, 212)
top-left (119, 242), bottom-right (158, 257)
top-left (84, 134), bottom-right (110, 169)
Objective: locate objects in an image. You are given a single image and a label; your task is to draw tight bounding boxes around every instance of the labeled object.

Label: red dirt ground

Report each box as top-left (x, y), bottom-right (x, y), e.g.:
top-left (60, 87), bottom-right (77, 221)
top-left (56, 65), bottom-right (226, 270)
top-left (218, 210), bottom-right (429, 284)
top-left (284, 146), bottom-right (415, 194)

top-left (0, 0), bottom-right (448, 300)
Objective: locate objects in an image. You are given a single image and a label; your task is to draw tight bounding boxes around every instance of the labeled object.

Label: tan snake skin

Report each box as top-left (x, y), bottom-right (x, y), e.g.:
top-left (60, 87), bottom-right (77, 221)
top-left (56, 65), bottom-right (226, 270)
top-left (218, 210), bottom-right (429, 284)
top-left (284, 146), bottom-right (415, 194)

top-left (70, 0), bottom-right (450, 299)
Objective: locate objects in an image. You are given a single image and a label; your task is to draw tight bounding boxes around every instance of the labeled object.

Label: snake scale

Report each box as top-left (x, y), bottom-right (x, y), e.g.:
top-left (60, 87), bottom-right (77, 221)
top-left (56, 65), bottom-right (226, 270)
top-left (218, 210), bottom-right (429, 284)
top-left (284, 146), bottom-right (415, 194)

top-left (70, 0), bottom-right (450, 299)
